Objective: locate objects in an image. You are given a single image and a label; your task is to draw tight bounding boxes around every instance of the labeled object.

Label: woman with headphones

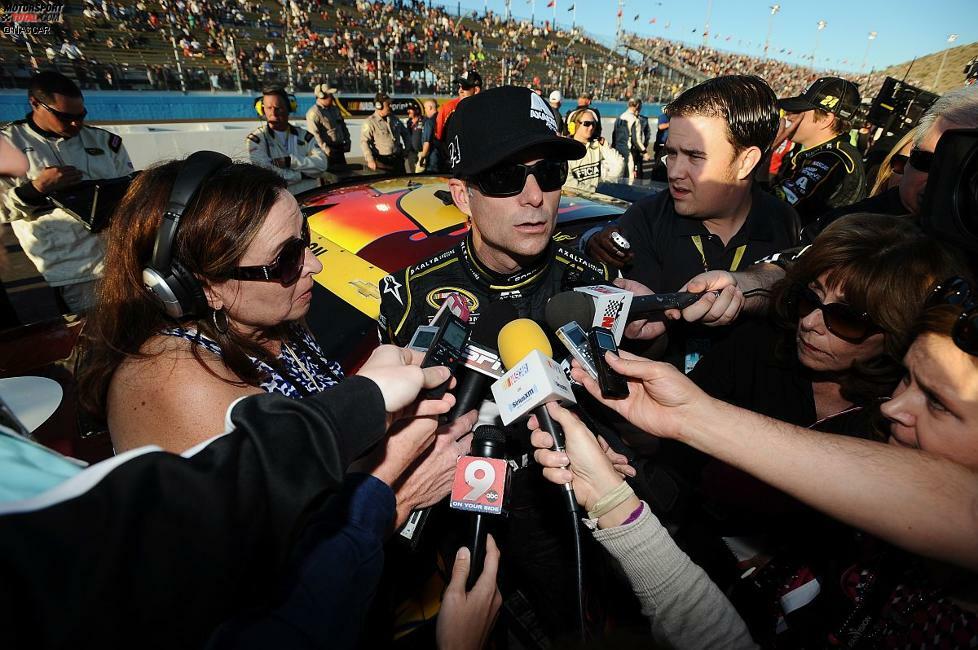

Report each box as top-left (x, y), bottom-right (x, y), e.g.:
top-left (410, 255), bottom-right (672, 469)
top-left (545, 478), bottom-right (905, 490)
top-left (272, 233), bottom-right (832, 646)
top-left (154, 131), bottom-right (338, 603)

top-left (77, 152), bottom-right (344, 453)
top-left (563, 108), bottom-right (625, 194)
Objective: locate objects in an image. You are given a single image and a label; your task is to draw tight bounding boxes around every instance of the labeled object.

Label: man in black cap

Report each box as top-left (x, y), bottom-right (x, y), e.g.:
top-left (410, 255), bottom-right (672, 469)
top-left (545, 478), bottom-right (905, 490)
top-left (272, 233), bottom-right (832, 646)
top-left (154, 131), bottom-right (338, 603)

top-left (772, 76), bottom-right (867, 224)
top-left (378, 85), bottom-right (611, 642)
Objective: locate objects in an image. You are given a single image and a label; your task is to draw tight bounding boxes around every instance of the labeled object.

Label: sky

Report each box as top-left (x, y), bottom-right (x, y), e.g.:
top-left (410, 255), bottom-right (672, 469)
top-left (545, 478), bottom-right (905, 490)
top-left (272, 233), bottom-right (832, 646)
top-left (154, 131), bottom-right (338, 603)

top-left (433, 0), bottom-right (978, 73)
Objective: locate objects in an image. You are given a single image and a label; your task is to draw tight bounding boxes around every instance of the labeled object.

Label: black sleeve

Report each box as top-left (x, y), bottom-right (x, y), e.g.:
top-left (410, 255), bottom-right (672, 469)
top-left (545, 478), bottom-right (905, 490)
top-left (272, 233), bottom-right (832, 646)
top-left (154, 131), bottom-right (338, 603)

top-left (618, 194), bottom-right (665, 290)
top-left (0, 377), bottom-right (388, 648)
top-left (773, 150), bottom-right (845, 220)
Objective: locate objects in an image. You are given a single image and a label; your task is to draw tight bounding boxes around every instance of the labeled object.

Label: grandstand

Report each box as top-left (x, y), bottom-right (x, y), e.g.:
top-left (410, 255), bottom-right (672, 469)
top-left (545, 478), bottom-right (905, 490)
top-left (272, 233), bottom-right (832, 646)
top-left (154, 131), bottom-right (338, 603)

top-left (0, 0), bottom-right (968, 106)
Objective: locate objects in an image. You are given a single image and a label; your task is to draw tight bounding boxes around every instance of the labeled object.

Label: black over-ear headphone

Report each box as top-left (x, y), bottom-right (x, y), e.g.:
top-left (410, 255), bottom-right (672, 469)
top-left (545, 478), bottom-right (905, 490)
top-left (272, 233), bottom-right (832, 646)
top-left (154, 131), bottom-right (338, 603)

top-left (142, 151), bottom-right (232, 319)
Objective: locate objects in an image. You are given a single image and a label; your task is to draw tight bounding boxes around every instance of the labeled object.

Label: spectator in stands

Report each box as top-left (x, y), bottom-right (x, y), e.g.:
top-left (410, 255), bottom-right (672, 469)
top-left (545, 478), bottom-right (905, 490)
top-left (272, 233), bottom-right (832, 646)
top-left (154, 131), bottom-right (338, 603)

top-left (361, 91), bottom-right (406, 173)
top-left (586, 75), bottom-right (799, 370)
top-left (418, 98), bottom-right (440, 172)
top-left (403, 104), bottom-right (424, 174)
top-left (59, 39), bottom-right (85, 61)
top-left (0, 71), bottom-right (133, 314)
top-left (564, 108), bottom-right (625, 194)
top-left (305, 84), bottom-right (351, 167)
top-left (612, 97), bottom-right (651, 180)
top-left (246, 86), bottom-right (328, 188)
top-left (772, 77), bottom-right (866, 225)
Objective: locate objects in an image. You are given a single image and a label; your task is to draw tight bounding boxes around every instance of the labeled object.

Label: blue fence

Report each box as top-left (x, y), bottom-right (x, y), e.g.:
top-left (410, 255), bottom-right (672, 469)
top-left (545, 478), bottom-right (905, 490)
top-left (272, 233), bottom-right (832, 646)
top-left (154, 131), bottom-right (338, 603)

top-left (0, 90), bottom-right (663, 123)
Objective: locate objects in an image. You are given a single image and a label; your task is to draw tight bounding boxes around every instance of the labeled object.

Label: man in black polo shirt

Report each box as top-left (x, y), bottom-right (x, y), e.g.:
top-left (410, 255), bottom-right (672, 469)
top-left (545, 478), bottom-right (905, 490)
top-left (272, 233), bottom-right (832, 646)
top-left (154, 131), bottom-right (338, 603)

top-left (586, 75), bottom-right (799, 370)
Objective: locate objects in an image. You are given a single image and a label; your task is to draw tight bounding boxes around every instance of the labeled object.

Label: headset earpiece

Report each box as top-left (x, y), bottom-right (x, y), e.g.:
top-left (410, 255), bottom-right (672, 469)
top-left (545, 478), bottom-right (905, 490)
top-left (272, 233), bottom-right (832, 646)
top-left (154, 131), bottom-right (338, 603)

top-left (142, 150), bottom-right (233, 320)
top-left (254, 97), bottom-right (265, 118)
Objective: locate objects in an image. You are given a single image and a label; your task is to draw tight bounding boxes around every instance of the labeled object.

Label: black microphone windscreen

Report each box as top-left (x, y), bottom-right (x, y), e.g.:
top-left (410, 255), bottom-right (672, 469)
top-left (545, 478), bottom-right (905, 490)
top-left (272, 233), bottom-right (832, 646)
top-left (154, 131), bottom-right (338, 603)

top-left (471, 301), bottom-right (519, 348)
top-left (545, 291), bottom-right (596, 331)
top-left (471, 425), bottom-right (507, 460)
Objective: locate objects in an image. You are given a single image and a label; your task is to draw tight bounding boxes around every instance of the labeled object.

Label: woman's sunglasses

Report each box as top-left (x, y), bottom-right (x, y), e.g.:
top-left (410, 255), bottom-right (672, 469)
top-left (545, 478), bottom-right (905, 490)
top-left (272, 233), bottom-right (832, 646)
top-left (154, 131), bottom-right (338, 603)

top-left (889, 153), bottom-right (908, 175)
top-left (792, 284), bottom-right (880, 343)
top-left (470, 159), bottom-right (568, 197)
top-left (231, 220), bottom-right (310, 287)
top-left (924, 276), bottom-right (978, 356)
top-left (577, 120), bottom-right (598, 127)
top-left (907, 148), bottom-right (934, 173)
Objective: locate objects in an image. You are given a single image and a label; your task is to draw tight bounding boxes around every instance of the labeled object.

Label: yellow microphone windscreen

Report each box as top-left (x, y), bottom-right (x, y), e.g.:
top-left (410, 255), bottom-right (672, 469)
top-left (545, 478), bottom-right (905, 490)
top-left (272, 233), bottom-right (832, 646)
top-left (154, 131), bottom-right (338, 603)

top-left (497, 318), bottom-right (553, 369)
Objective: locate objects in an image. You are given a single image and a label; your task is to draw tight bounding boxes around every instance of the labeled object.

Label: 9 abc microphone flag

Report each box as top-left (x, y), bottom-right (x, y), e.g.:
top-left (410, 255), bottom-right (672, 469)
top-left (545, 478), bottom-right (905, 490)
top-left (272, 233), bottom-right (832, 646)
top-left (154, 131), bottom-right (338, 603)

top-left (450, 454), bottom-right (510, 515)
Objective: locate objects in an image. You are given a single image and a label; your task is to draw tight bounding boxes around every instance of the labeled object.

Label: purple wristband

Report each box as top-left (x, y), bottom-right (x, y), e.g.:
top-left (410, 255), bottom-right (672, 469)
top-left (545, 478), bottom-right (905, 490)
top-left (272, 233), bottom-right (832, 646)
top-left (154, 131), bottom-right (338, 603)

top-left (621, 501), bottom-right (644, 526)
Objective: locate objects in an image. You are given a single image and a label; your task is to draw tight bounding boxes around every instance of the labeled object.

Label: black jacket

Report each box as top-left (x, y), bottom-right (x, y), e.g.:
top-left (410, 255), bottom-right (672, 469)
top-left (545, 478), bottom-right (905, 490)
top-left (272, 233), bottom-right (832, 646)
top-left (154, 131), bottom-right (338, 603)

top-left (0, 378), bottom-right (388, 649)
top-left (378, 234), bottom-right (611, 346)
top-left (773, 133), bottom-right (867, 225)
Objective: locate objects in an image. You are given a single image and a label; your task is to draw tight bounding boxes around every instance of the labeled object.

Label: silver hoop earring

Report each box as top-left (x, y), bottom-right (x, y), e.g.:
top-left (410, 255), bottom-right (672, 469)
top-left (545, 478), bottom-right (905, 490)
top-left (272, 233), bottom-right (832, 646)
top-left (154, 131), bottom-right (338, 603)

top-left (211, 308), bottom-right (229, 334)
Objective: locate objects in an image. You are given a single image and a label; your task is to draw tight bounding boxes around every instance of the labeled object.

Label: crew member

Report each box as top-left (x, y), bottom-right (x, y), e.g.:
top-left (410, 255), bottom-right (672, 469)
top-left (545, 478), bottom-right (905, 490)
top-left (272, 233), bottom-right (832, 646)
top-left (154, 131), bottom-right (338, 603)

top-left (566, 91), bottom-right (601, 137)
top-left (247, 86), bottom-right (328, 188)
top-left (360, 91), bottom-right (405, 173)
top-left (433, 70), bottom-right (482, 171)
top-left (378, 86), bottom-right (611, 642)
top-left (305, 84), bottom-right (351, 166)
top-left (773, 76), bottom-right (866, 225)
top-left (0, 71), bottom-right (133, 314)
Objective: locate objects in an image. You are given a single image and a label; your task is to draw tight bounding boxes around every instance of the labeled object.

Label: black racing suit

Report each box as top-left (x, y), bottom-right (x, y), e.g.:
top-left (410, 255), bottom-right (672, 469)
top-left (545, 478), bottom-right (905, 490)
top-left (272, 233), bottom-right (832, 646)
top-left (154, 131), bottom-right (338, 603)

top-left (378, 235), bottom-right (612, 643)
top-left (772, 133), bottom-right (867, 226)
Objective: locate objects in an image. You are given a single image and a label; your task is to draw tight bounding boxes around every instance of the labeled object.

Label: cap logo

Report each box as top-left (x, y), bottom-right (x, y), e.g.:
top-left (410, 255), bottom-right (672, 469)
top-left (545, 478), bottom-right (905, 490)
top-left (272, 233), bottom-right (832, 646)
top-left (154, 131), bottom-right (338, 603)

top-left (530, 92), bottom-right (558, 133)
top-left (819, 95), bottom-right (840, 109)
top-left (448, 135), bottom-right (462, 168)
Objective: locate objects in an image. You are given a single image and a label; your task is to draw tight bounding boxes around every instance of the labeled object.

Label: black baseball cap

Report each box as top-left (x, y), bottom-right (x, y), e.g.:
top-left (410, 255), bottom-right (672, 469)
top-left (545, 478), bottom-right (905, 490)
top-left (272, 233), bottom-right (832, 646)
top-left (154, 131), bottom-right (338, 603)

top-left (779, 77), bottom-right (860, 120)
top-left (454, 70), bottom-right (483, 89)
top-left (445, 86), bottom-right (585, 177)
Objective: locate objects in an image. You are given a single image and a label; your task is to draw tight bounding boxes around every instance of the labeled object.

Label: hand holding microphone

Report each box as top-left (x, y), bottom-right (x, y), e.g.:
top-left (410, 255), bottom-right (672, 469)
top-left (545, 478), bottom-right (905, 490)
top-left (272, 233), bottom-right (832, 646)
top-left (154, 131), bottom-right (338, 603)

top-left (528, 403), bottom-right (641, 529)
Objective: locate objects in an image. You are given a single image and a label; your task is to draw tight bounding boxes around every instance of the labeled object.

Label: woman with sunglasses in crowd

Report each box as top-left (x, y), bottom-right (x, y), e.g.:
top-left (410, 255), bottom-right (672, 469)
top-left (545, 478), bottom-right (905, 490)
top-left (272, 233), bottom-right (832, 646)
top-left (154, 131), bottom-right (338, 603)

top-left (78, 160), bottom-right (343, 453)
top-left (658, 213), bottom-right (966, 642)
top-left (563, 109), bottom-right (625, 194)
top-left (690, 212), bottom-right (963, 435)
top-left (546, 271), bottom-right (978, 647)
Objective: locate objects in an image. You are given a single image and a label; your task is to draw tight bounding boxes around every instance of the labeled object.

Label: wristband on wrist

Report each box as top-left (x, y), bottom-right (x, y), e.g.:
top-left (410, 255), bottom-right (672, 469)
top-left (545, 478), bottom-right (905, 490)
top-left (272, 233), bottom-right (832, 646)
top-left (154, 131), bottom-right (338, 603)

top-left (586, 480), bottom-right (635, 520)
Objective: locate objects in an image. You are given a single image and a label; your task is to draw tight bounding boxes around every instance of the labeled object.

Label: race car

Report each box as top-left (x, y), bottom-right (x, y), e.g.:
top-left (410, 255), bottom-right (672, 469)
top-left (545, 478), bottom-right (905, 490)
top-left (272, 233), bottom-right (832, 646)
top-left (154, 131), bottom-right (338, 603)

top-left (1, 172), bottom-right (651, 462)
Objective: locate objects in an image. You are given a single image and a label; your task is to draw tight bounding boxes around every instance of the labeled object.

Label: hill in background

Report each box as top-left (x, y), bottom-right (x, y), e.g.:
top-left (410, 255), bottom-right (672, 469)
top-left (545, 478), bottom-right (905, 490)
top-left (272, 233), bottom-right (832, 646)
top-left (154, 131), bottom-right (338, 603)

top-left (876, 41), bottom-right (978, 93)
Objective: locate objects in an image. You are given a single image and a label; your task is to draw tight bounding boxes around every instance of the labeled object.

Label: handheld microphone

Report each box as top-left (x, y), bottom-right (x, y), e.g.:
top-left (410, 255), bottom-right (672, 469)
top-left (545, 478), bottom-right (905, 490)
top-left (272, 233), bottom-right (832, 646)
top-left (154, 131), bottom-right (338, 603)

top-left (494, 319), bottom-right (588, 638)
top-left (448, 302), bottom-right (518, 421)
top-left (493, 319), bottom-right (578, 511)
top-left (546, 288), bottom-right (704, 335)
top-left (450, 425), bottom-right (509, 590)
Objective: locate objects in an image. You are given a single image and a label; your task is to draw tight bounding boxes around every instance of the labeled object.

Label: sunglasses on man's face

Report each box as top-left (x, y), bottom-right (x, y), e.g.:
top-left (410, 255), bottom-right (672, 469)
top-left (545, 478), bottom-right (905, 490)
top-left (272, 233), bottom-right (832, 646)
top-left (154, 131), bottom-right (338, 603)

top-left (470, 159), bottom-right (568, 197)
top-left (792, 284), bottom-right (880, 343)
top-left (907, 148), bottom-right (934, 173)
top-left (924, 276), bottom-right (978, 356)
top-left (33, 97), bottom-right (87, 123)
top-left (231, 220), bottom-right (310, 287)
